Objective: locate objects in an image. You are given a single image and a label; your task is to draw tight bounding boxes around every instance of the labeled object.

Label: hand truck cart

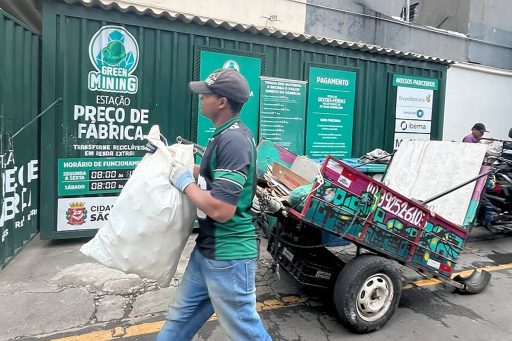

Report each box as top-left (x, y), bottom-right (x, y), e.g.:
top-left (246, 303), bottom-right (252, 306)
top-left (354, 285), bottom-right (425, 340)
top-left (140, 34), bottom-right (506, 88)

top-left (266, 155), bottom-right (491, 333)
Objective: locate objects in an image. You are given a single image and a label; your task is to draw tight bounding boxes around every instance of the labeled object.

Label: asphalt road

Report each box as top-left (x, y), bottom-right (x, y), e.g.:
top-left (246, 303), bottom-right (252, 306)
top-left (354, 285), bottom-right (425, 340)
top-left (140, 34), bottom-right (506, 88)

top-left (42, 228), bottom-right (512, 341)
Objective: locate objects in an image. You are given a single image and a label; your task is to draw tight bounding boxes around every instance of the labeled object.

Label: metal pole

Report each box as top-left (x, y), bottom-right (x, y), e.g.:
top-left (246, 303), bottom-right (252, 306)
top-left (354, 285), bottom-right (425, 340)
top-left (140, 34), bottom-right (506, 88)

top-left (176, 136), bottom-right (206, 152)
top-left (406, 0), bottom-right (411, 22)
top-left (422, 171), bottom-right (491, 204)
top-left (11, 98), bottom-right (62, 139)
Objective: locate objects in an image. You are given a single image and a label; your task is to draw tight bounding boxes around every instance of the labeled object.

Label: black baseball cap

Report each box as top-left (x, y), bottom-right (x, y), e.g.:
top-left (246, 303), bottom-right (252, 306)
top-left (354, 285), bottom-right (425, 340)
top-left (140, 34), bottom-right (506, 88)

top-left (472, 123), bottom-right (488, 132)
top-left (189, 69), bottom-right (250, 103)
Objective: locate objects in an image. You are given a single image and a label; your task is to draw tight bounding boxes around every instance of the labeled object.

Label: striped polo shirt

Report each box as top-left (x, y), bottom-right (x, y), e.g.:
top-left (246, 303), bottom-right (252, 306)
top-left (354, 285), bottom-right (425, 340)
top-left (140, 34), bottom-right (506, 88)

top-left (196, 117), bottom-right (258, 260)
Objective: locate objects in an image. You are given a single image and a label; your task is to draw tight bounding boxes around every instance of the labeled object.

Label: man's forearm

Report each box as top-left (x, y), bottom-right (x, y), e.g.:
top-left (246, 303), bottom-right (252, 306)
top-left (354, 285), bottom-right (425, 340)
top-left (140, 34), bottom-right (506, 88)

top-left (193, 165), bottom-right (200, 180)
top-left (184, 184), bottom-right (236, 223)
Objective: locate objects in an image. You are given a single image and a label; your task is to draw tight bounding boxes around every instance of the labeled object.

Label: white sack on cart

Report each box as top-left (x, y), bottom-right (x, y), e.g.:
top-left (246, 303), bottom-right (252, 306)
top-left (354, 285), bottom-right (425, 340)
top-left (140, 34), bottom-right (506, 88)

top-left (80, 125), bottom-right (196, 287)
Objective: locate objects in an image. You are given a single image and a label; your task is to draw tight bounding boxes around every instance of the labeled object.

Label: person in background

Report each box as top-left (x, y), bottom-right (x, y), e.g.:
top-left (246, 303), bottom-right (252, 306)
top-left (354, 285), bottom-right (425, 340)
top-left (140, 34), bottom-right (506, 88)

top-left (156, 68), bottom-right (271, 341)
top-left (463, 123), bottom-right (488, 143)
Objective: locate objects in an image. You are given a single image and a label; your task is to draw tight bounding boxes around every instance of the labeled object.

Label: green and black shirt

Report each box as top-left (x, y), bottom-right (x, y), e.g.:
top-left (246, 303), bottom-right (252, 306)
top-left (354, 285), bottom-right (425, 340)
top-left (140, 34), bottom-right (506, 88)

top-left (196, 117), bottom-right (258, 260)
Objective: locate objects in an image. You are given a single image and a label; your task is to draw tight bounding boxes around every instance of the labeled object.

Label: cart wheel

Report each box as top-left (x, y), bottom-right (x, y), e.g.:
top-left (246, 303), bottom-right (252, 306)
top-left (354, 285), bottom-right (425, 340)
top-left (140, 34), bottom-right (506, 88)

top-left (333, 254), bottom-right (402, 333)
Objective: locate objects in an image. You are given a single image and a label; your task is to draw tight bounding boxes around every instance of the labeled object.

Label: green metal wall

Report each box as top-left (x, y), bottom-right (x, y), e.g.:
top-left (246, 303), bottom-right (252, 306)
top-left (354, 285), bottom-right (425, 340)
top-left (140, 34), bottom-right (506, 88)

top-left (40, 1), bottom-right (447, 238)
top-left (0, 10), bottom-right (41, 267)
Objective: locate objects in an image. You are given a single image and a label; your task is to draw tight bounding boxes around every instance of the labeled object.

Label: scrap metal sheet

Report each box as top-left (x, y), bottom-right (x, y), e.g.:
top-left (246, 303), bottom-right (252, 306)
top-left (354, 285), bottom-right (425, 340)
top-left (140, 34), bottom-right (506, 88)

top-left (383, 140), bottom-right (487, 226)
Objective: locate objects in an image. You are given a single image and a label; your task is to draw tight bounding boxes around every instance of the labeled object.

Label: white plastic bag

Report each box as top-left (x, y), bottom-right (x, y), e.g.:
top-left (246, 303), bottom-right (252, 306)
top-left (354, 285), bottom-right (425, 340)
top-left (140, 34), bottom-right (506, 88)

top-left (80, 125), bottom-right (196, 287)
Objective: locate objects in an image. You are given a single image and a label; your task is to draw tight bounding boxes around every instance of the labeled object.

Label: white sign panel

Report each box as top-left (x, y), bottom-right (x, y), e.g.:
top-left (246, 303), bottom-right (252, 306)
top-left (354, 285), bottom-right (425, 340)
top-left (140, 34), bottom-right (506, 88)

top-left (395, 86), bottom-right (433, 121)
top-left (394, 119), bottom-right (431, 134)
top-left (395, 106), bottom-right (433, 121)
top-left (393, 132), bottom-right (430, 150)
top-left (57, 196), bottom-right (118, 231)
top-left (394, 83), bottom-right (434, 150)
top-left (396, 86), bottom-right (433, 109)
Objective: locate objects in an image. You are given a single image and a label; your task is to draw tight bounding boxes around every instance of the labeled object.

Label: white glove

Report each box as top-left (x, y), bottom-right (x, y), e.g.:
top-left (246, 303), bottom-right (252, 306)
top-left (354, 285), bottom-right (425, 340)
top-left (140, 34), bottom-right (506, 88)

top-left (169, 161), bottom-right (194, 192)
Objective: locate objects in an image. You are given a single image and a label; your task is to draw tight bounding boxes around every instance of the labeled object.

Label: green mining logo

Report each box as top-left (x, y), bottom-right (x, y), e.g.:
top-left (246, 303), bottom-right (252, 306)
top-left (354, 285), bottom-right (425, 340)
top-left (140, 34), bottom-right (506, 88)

top-left (88, 26), bottom-right (140, 94)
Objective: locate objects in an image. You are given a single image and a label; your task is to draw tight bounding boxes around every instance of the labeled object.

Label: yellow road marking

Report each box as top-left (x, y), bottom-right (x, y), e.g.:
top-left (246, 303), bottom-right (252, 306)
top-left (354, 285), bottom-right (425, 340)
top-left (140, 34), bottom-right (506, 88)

top-left (402, 262), bottom-right (512, 289)
top-left (52, 262), bottom-right (512, 341)
top-left (51, 297), bottom-right (305, 341)
top-left (51, 329), bottom-right (113, 341)
top-left (124, 322), bottom-right (163, 337)
top-left (111, 327), bottom-right (125, 337)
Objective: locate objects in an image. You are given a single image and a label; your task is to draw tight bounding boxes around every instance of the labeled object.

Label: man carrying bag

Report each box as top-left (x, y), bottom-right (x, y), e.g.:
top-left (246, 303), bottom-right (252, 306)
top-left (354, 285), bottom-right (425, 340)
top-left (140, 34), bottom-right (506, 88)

top-left (157, 69), bottom-right (271, 341)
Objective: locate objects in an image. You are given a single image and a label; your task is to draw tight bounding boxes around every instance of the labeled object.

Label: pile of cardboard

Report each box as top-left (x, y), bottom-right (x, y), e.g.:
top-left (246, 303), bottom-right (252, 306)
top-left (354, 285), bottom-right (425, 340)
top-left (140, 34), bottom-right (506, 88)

top-left (255, 157), bottom-right (319, 213)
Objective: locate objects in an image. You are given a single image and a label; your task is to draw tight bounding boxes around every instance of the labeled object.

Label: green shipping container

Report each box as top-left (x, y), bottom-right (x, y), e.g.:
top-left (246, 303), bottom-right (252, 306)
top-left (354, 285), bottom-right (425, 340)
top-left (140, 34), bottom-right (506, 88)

top-left (0, 10), bottom-right (41, 267)
top-left (40, 1), bottom-right (448, 238)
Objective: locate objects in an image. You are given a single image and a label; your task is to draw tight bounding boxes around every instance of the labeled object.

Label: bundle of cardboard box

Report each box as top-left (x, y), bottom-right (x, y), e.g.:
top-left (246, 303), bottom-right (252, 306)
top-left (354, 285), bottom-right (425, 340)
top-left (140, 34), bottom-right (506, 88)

top-left (254, 157), bottom-right (319, 214)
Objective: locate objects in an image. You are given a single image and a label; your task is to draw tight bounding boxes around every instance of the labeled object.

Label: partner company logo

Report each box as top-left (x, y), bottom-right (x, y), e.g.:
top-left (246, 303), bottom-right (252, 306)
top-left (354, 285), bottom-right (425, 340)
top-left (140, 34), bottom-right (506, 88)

top-left (88, 26), bottom-right (140, 94)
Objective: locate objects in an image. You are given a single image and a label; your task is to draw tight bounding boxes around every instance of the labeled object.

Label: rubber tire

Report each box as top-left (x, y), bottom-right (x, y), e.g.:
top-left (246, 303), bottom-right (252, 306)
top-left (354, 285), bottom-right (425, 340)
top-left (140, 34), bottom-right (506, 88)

top-left (333, 254), bottom-right (402, 333)
top-left (453, 270), bottom-right (491, 294)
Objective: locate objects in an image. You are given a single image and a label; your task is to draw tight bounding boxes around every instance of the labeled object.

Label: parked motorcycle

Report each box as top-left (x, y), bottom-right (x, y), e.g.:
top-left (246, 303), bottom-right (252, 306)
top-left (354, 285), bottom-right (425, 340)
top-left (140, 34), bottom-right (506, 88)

top-left (478, 128), bottom-right (512, 233)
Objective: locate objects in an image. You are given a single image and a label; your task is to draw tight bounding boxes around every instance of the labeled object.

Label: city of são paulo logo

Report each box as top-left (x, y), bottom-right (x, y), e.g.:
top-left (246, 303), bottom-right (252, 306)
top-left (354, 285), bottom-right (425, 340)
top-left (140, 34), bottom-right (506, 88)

top-left (88, 25), bottom-right (139, 94)
top-left (66, 202), bottom-right (87, 226)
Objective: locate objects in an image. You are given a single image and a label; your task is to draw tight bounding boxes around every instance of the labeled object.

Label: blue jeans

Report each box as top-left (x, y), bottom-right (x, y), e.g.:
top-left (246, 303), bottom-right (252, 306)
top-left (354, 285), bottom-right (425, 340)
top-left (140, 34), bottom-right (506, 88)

top-left (156, 247), bottom-right (271, 341)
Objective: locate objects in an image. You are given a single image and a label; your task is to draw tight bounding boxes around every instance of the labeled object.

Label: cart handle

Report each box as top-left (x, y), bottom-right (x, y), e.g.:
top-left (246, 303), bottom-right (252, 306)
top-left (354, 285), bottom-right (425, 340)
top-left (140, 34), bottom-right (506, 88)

top-left (422, 171), bottom-right (492, 204)
top-left (176, 136), bottom-right (205, 157)
top-left (176, 136), bottom-right (205, 151)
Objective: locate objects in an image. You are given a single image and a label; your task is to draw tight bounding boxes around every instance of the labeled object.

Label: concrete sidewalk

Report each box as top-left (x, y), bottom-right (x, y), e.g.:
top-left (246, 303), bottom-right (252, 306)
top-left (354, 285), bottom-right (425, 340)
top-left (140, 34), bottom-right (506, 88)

top-left (3, 227), bottom-right (500, 340)
top-left (0, 233), bottom-right (305, 340)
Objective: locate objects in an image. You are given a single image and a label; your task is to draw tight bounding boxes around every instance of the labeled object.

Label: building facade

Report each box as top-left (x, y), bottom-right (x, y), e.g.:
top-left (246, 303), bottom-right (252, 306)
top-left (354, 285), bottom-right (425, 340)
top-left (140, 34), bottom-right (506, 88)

top-left (2, 0), bottom-right (510, 69)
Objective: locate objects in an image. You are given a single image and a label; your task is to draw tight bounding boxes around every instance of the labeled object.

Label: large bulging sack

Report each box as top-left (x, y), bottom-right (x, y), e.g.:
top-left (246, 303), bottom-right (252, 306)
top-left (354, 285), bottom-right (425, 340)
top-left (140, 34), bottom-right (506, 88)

top-left (80, 125), bottom-right (196, 287)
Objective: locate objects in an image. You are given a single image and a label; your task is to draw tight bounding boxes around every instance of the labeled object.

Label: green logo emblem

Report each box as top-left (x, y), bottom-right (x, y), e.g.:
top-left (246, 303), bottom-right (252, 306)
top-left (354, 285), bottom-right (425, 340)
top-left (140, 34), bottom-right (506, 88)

top-left (223, 60), bottom-right (240, 71)
top-left (88, 26), bottom-right (139, 94)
